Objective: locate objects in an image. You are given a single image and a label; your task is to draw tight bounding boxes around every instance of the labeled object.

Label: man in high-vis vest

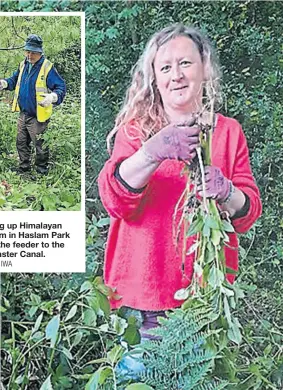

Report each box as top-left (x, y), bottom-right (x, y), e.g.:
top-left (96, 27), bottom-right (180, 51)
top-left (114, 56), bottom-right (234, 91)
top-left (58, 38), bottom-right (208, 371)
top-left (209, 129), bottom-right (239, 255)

top-left (0, 34), bottom-right (66, 175)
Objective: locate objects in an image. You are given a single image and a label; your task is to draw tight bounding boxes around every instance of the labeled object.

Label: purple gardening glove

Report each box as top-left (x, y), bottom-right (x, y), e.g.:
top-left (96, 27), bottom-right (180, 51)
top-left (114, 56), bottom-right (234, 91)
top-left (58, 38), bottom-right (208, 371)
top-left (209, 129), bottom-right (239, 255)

top-left (142, 120), bottom-right (200, 162)
top-left (197, 166), bottom-right (232, 203)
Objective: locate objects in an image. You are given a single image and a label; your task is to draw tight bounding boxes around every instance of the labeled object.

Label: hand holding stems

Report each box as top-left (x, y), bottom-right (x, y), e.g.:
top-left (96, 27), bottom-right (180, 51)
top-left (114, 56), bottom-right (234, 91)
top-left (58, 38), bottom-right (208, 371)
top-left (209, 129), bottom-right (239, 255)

top-left (119, 117), bottom-right (200, 190)
top-left (0, 79), bottom-right (8, 91)
top-left (142, 118), bottom-right (200, 163)
top-left (38, 92), bottom-right (58, 107)
top-left (197, 166), bottom-right (232, 204)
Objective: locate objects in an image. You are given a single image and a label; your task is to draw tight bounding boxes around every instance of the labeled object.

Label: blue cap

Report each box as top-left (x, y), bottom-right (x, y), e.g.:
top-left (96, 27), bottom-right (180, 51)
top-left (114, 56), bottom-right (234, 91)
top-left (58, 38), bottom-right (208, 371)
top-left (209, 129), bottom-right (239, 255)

top-left (24, 34), bottom-right (43, 53)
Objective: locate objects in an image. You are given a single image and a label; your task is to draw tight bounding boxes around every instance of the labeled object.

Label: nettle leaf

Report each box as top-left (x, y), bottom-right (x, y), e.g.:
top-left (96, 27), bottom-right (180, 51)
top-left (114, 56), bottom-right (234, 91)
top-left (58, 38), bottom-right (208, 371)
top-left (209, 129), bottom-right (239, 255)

top-left (45, 315), bottom-right (60, 348)
top-left (85, 366), bottom-right (113, 390)
top-left (39, 375), bottom-right (53, 390)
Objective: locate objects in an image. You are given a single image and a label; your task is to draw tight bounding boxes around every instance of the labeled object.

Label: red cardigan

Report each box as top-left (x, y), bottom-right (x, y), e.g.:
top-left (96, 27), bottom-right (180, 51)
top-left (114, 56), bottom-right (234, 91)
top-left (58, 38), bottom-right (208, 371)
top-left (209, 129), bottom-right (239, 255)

top-left (98, 114), bottom-right (262, 310)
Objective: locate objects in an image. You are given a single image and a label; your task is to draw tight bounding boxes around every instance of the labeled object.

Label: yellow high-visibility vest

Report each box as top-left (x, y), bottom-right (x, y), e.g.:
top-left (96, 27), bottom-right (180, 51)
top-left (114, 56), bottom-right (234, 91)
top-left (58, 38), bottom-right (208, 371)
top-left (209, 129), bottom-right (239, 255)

top-left (12, 59), bottom-right (53, 123)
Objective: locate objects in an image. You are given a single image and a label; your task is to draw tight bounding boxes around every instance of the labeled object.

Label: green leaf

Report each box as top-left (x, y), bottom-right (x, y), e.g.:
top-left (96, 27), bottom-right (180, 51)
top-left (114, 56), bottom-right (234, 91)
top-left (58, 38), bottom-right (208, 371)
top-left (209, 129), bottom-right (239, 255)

top-left (87, 295), bottom-right (100, 313)
top-left (227, 319), bottom-right (242, 344)
top-left (84, 357), bottom-right (108, 366)
top-left (29, 305), bottom-right (38, 318)
top-left (85, 367), bottom-right (113, 390)
top-left (31, 331), bottom-right (45, 341)
top-left (123, 323), bottom-right (141, 345)
top-left (72, 331), bottom-right (83, 347)
top-left (80, 281), bottom-right (92, 293)
top-left (97, 291), bottom-right (110, 317)
top-left (233, 284), bottom-right (245, 299)
top-left (221, 286), bottom-right (234, 297)
top-left (211, 229), bottom-right (222, 246)
top-left (83, 309), bottom-right (97, 326)
top-left (65, 305), bottom-right (77, 322)
top-left (174, 288), bottom-right (189, 300)
top-left (223, 296), bottom-right (232, 326)
top-left (40, 375), bottom-right (53, 390)
top-left (221, 220), bottom-right (235, 233)
top-left (208, 266), bottom-right (224, 288)
top-left (107, 345), bottom-right (124, 365)
top-left (126, 384), bottom-right (154, 390)
top-left (203, 223), bottom-right (211, 238)
top-left (3, 296), bottom-right (10, 308)
top-left (187, 241), bottom-right (200, 255)
top-left (0, 305), bottom-right (7, 313)
top-left (194, 262), bottom-right (203, 278)
top-left (62, 347), bottom-right (73, 360)
top-left (45, 315), bottom-right (60, 348)
top-left (225, 266), bottom-right (238, 275)
top-left (32, 312), bottom-right (44, 334)
top-left (96, 217), bottom-right (110, 227)
top-left (186, 218), bottom-right (204, 237)
top-left (110, 314), bottom-right (128, 335)
top-left (206, 215), bottom-right (219, 229)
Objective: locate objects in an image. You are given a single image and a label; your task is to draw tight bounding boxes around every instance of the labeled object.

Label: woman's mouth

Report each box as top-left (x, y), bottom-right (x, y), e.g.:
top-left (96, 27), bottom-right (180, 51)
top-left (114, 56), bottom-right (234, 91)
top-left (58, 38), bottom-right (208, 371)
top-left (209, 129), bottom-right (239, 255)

top-left (171, 86), bottom-right (188, 91)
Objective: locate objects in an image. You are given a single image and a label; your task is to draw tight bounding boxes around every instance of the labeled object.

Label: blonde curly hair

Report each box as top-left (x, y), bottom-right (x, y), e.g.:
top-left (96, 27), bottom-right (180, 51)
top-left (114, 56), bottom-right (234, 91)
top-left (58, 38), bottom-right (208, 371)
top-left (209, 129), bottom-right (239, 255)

top-left (107, 24), bottom-right (222, 152)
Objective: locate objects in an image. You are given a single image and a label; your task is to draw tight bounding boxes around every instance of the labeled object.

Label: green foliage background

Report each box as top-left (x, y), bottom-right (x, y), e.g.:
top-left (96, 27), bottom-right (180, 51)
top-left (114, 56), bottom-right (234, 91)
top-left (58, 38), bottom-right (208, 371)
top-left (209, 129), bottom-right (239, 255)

top-left (0, 15), bottom-right (81, 210)
top-left (0, 1), bottom-right (283, 390)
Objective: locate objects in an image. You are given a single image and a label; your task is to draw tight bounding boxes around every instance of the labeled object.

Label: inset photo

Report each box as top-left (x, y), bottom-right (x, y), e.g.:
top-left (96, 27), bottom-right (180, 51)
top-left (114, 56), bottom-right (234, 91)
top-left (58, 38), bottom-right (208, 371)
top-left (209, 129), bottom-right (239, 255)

top-left (0, 14), bottom-right (83, 211)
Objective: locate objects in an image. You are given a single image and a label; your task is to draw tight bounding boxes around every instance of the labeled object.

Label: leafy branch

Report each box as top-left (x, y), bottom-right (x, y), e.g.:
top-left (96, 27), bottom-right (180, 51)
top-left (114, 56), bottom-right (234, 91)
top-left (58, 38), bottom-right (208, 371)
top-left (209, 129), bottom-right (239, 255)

top-left (174, 98), bottom-right (243, 345)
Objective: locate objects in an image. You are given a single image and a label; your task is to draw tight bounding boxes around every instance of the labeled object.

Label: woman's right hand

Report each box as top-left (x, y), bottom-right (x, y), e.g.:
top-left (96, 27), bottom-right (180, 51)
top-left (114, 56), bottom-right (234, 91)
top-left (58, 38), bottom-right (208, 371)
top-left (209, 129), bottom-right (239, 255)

top-left (142, 122), bottom-right (200, 162)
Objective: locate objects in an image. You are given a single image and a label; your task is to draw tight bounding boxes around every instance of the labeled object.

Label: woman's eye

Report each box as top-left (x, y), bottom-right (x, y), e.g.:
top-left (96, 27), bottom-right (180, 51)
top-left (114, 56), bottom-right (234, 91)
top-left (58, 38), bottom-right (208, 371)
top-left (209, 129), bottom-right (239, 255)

top-left (180, 60), bottom-right (191, 67)
top-left (161, 65), bottom-right (171, 73)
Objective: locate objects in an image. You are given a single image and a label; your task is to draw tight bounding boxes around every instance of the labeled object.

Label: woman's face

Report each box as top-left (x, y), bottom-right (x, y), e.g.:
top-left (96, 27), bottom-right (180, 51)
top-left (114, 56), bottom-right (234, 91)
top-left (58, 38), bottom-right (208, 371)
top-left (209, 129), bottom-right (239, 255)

top-left (154, 36), bottom-right (205, 116)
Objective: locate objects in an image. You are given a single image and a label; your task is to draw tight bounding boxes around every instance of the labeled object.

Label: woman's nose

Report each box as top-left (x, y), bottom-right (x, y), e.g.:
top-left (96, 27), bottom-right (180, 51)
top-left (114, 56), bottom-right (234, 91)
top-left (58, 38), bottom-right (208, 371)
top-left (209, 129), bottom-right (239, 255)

top-left (172, 66), bottom-right (183, 81)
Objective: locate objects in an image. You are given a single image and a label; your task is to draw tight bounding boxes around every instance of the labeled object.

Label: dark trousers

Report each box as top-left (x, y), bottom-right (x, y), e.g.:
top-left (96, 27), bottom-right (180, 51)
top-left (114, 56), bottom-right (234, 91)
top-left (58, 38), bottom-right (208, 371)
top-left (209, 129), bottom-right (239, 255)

top-left (17, 113), bottom-right (49, 172)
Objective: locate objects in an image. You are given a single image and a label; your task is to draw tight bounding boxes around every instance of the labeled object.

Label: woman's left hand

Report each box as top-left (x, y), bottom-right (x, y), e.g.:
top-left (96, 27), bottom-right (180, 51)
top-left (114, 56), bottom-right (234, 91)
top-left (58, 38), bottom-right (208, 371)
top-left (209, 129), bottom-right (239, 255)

top-left (197, 166), bottom-right (231, 203)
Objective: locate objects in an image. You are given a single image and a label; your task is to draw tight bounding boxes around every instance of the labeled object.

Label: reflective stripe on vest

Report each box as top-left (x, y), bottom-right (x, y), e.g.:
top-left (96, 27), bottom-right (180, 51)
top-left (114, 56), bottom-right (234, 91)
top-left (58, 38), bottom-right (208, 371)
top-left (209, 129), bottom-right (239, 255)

top-left (12, 59), bottom-right (53, 123)
top-left (36, 59), bottom-right (53, 122)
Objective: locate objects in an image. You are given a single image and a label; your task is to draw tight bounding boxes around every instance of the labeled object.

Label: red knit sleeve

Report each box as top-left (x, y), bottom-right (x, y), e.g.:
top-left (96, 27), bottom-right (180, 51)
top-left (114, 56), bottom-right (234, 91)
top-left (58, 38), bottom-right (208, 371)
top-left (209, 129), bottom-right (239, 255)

top-left (98, 123), bottom-right (147, 220)
top-left (231, 125), bottom-right (262, 233)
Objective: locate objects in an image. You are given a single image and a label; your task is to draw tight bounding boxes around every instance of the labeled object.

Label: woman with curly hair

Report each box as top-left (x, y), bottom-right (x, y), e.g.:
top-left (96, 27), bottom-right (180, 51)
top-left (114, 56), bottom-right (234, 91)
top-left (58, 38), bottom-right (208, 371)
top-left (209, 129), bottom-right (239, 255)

top-left (98, 24), bottom-right (261, 341)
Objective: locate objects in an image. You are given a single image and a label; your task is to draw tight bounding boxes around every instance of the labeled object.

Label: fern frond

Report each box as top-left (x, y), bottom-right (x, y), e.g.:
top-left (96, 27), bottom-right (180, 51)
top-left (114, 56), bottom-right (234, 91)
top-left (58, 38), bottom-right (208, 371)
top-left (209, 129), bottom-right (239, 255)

top-left (138, 308), bottom-right (227, 389)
